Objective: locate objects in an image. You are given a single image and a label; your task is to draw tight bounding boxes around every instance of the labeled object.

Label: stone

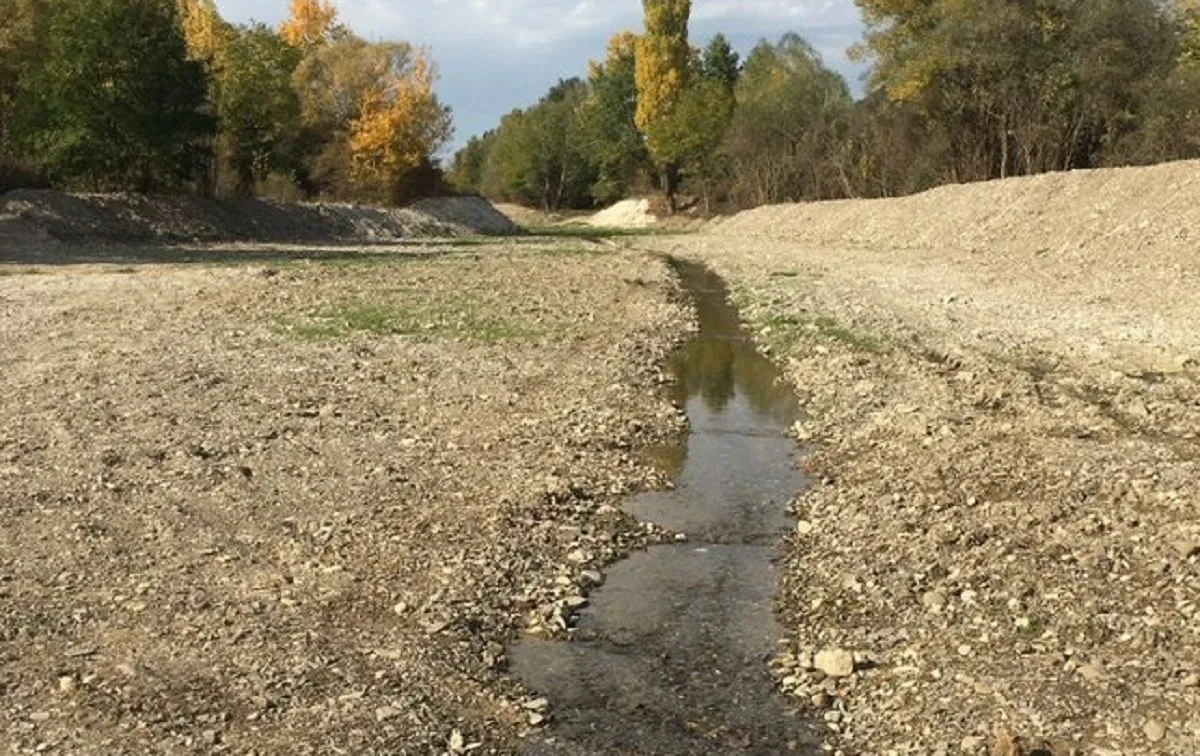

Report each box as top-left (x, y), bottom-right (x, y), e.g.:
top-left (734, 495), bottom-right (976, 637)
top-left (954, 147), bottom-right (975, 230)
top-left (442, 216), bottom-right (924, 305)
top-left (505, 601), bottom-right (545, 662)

top-left (1144, 720), bottom-right (1166, 743)
top-left (579, 570), bottom-right (604, 587)
top-left (375, 706), bottom-right (401, 722)
top-left (449, 729), bottom-right (466, 753)
top-left (1078, 663), bottom-right (1104, 682)
top-left (1172, 537), bottom-right (1199, 560)
top-left (922, 590), bottom-right (947, 613)
top-left (814, 649), bottom-right (855, 678)
top-left (528, 712), bottom-right (547, 726)
top-left (522, 698), bottom-right (550, 712)
top-left (796, 520), bottom-right (815, 536)
top-left (992, 725), bottom-right (1018, 756)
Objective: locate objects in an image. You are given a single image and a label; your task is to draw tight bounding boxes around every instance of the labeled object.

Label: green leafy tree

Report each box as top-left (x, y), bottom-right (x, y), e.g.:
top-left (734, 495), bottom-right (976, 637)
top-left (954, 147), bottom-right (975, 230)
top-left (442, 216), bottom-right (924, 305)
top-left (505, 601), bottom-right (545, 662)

top-left (13, 0), bottom-right (212, 190)
top-left (578, 31), bottom-right (649, 203)
top-left (854, 0), bottom-right (1176, 181)
top-left (724, 34), bottom-right (852, 206)
top-left (647, 79), bottom-right (735, 212)
top-left (447, 131), bottom-right (495, 193)
top-left (212, 23), bottom-right (302, 195)
top-left (481, 79), bottom-right (595, 210)
top-left (701, 33), bottom-right (740, 90)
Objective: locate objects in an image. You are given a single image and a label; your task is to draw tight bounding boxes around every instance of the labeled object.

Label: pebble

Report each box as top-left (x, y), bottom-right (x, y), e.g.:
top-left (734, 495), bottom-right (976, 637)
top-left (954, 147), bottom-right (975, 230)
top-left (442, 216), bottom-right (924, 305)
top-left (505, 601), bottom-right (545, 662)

top-left (1078, 663), bottom-right (1104, 682)
top-left (1143, 720), bottom-right (1166, 742)
top-left (375, 706), bottom-right (401, 722)
top-left (579, 570), bottom-right (604, 587)
top-left (814, 649), bottom-right (855, 678)
top-left (921, 590), bottom-right (947, 613)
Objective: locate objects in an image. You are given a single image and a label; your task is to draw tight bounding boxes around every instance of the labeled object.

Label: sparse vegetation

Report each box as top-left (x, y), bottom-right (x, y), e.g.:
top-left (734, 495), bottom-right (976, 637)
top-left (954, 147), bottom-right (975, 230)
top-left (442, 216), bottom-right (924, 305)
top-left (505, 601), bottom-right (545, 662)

top-left (278, 297), bottom-right (538, 342)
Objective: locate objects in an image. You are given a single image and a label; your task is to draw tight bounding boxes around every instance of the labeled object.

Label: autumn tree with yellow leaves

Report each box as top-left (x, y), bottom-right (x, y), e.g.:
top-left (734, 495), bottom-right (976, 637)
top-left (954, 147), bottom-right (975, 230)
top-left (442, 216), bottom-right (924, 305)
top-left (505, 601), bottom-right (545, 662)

top-left (634, 0), bottom-right (691, 205)
top-left (347, 53), bottom-right (453, 202)
top-left (280, 0), bottom-right (338, 47)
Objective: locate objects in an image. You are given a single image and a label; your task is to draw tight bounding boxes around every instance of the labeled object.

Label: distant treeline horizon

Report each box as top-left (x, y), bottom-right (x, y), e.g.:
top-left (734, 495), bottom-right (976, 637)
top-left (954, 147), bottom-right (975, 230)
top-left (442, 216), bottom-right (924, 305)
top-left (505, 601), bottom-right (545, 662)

top-left (450, 0), bottom-right (1200, 213)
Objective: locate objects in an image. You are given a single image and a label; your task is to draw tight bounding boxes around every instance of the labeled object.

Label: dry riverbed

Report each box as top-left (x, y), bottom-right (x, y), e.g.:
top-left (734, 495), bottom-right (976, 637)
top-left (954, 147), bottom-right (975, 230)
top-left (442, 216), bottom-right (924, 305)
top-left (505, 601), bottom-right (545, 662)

top-left (0, 242), bottom-right (690, 754)
top-left (650, 232), bottom-right (1200, 756)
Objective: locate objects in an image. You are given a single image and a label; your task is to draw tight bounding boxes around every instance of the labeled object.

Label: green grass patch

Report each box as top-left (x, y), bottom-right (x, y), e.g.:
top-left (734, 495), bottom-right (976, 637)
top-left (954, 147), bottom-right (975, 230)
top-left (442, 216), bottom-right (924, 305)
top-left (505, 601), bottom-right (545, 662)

top-left (278, 301), bottom-right (537, 343)
top-left (762, 312), bottom-right (884, 354)
top-left (522, 224), bottom-right (689, 239)
top-left (0, 266), bottom-right (45, 276)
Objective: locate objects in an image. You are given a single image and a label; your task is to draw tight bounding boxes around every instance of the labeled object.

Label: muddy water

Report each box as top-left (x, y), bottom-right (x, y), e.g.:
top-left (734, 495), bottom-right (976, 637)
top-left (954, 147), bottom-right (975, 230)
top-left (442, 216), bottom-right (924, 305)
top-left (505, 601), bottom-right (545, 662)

top-left (511, 260), bottom-right (810, 754)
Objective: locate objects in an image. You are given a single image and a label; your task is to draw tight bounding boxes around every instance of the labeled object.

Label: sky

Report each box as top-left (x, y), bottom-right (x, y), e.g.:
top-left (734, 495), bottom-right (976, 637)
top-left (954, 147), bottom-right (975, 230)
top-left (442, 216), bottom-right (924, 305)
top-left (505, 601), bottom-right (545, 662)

top-left (212, 1), bottom-right (869, 152)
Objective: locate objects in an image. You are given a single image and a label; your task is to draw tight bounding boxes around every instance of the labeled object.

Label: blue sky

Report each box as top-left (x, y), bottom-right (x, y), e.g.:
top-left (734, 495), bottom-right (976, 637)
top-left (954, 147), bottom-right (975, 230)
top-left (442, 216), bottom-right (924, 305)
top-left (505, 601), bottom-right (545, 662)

top-left (212, 1), bottom-right (868, 152)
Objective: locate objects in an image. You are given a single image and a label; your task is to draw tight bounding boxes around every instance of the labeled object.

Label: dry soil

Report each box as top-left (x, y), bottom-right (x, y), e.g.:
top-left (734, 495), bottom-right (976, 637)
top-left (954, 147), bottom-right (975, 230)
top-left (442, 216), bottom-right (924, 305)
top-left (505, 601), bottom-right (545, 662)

top-left (0, 241), bottom-right (689, 754)
top-left (648, 160), bottom-right (1200, 756)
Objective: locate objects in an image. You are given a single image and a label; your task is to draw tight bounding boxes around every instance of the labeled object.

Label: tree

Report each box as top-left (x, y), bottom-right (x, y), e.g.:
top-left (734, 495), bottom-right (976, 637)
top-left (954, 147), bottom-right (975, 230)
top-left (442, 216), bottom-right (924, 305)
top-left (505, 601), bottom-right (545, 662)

top-left (12, 0), bottom-right (213, 190)
top-left (177, 0), bottom-right (226, 62)
top-left (854, 0), bottom-right (1176, 181)
top-left (701, 33), bottom-right (740, 90)
top-left (648, 79), bottom-right (735, 212)
top-left (480, 79), bottom-right (595, 210)
top-left (578, 31), bottom-right (648, 203)
top-left (212, 23), bottom-right (302, 195)
top-left (724, 34), bottom-right (851, 206)
top-left (347, 52), bottom-right (453, 203)
top-left (280, 0), bottom-right (338, 48)
top-left (635, 0), bottom-right (692, 206)
top-left (447, 131), bottom-right (494, 193)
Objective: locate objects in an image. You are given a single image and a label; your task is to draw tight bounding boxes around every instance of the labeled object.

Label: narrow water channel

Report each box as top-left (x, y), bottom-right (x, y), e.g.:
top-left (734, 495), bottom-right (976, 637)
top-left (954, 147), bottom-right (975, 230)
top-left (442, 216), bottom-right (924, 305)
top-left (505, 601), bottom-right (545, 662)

top-left (510, 259), bottom-right (811, 754)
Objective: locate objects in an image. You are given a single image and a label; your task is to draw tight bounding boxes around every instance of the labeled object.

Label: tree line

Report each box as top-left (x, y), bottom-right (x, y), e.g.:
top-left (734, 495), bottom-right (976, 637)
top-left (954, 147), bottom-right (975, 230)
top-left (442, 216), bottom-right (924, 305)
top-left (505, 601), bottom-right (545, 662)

top-left (0, 0), bottom-right (452, 201)
top-left (451, 0), bottom-right (1200, 212)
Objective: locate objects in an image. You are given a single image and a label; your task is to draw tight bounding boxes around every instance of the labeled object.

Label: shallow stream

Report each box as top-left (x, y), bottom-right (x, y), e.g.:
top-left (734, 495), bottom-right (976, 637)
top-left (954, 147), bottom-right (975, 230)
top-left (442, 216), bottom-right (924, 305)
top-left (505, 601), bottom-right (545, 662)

top-left (511, 259), bottom-right (810, 754)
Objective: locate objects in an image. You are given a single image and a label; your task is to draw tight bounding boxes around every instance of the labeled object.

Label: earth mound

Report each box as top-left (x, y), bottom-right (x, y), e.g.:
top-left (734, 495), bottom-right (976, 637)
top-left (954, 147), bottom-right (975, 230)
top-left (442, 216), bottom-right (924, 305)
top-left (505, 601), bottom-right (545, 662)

top-left (0, 190), bottom-right (517, 247)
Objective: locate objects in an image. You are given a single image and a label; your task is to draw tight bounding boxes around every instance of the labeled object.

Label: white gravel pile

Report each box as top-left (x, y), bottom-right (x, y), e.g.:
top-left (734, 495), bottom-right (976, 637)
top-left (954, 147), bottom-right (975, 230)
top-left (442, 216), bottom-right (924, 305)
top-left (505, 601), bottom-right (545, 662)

top-left (588, 198), bottom-right (657, 229)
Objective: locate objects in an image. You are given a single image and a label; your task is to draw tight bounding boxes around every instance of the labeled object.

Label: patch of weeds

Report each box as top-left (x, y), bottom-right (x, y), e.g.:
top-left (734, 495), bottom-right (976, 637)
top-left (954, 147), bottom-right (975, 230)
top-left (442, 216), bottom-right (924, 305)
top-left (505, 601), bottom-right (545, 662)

top-left (0, 267), bottom-right (44, 276)
top-left (278, 301), bottom-right (538, 343)
top-left (282, 304), bottom-right (407, 339)
top-left (523, 225), bottom-right (689, 240)
top-left (813, 315), bottom-right (884, 353)
top-left (759, 311), bottom-right (884, 354)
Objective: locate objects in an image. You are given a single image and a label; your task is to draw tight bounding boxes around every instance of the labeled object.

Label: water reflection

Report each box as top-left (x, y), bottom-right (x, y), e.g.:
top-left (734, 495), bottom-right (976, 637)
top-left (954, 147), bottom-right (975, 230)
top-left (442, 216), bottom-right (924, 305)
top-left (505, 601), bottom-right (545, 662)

top-left (510, 259), bottom-right (811, 754)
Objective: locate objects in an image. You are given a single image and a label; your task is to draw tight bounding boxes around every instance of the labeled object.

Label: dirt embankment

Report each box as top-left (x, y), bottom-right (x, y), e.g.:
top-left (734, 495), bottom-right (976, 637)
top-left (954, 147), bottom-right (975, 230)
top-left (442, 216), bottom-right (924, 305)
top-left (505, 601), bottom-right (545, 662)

top-left (0, 244), bottom-right (689, 753)
top-left (0, 191), bottom-right (517, 260)
top-left (655, 160), bottom-right (1200, 755)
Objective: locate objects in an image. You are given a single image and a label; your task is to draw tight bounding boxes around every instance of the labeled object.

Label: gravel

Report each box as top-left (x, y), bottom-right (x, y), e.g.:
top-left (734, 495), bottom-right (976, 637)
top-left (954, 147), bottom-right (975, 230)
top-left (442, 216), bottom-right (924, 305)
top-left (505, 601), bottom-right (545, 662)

top-left (0, 241), bottom-right (689, 754)
top-left (0, 191), bottom-right (517, 255)
top-left (648, 161), bottom-right (1200, 756)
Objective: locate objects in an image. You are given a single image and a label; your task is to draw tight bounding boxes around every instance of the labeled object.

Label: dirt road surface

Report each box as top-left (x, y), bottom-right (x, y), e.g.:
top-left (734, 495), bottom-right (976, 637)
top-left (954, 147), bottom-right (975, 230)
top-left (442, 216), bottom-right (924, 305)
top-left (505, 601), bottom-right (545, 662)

top-left (0, 243), bottom-right (688, 754)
